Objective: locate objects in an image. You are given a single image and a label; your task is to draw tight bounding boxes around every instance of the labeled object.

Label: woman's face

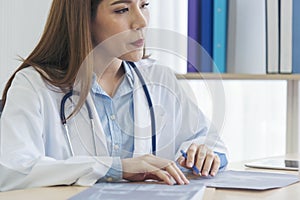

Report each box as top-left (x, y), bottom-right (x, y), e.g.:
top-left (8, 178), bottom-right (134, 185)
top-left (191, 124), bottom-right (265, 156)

top-left (91, 0), bottom-right (150, 62)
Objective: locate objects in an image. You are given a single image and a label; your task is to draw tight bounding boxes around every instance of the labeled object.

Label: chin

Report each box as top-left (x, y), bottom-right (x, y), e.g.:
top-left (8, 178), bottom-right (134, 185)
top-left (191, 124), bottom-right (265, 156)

top-left (119, 49), bottom-right (144, 62)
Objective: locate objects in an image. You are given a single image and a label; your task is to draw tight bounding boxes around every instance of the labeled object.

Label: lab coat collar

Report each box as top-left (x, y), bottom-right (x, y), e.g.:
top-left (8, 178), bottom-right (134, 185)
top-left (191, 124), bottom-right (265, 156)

top-left (90, 61), bottom-right (134, 98)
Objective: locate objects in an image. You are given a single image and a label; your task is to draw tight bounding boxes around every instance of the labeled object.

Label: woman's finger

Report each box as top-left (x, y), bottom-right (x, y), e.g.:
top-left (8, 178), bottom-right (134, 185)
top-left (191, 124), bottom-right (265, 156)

top-left (143, 162), bottom-right (174, 185)
top-left (186, 143), bottom-right (198, 168)
top-left (165, 162), bottom-right (189, 185)
top-left (176, 156), bottom-right (186, 167)
top-left (141, 155), bottom-right (188, 185)
top-left (200, 150), bottom-right (214, 176)
top-left (210, 155), bottom-right (220, 176)
top-left (195, 144), bottom-right (207, 175)
top-left (171, 162), bottom-right (190, 184)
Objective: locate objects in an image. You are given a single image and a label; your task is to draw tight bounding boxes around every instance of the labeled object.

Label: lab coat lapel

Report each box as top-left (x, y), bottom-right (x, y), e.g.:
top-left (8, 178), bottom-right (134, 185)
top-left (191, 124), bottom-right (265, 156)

top-left (85, 93), bottom-right (109, 156)
top-left (65, 93), bottom-right (109, 156)
top-left (132, 67), bottom-right (152, 157)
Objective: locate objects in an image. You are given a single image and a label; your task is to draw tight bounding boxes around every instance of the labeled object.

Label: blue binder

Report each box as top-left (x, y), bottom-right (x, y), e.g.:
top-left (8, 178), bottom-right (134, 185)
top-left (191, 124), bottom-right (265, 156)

top-left (199, 0), bottom-right (213, 72)
top-left (213, 0), bottom-right (228, 73)
top-left (187, 0), bottom-right (201, 72)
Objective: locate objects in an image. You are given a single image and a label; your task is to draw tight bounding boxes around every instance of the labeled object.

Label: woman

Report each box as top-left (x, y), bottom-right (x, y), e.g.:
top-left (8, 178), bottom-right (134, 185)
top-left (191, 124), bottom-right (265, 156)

top-left (0, 0), bottom-right (228, 191)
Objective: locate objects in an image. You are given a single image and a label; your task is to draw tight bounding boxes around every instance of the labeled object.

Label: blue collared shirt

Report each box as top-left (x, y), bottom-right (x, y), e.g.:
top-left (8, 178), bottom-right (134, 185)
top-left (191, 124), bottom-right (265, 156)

top-left (91, 62), bottom-right (135, 182)
top-left (91, 62), bottom-right (227, 182)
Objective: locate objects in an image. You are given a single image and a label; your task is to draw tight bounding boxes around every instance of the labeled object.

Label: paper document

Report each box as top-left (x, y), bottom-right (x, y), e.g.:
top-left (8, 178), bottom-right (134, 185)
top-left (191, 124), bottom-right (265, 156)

top-left (69, 170), bottom-right (299, 199)
top-left (190, 170), bottom-right (299, 190)
top-left (69, 182), bottom-right (205, 200)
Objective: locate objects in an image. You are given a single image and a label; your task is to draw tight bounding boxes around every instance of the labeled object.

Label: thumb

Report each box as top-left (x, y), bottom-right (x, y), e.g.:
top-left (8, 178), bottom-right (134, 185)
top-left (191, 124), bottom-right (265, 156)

top-left (177, 156), bottom-right (186, 167)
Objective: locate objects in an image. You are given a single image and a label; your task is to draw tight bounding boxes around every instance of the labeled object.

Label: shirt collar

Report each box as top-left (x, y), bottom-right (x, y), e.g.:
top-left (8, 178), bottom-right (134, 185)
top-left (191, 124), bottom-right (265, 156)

top-left (91, 61), bottom-right (135, 96)
top-left (123, 61), bottom-right (135, 88)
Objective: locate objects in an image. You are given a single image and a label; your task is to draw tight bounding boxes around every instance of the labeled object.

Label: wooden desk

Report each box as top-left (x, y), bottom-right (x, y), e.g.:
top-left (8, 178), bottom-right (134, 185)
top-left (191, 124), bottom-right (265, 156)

top-left (0, 186), bottom-right (86, 200)
top-left (0, 159), bottom-right (299, 200)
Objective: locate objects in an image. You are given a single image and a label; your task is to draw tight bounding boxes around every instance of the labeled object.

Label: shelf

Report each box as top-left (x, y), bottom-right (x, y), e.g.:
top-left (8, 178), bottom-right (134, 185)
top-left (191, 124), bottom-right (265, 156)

top-left (176, 73), bottom-right (300, 80)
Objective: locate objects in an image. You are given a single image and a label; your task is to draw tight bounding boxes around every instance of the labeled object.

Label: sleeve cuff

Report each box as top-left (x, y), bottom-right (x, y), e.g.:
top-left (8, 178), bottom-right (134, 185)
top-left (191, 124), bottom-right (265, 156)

top-left (98, 157), bottom-right (123, 182)
top-left (214, 151), bottom-right (228, 171)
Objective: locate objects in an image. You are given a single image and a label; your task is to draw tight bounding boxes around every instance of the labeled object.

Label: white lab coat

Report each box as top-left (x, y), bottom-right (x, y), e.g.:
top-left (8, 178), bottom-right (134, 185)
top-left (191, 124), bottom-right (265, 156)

top-left (0, 59), bottom-right (227, 191)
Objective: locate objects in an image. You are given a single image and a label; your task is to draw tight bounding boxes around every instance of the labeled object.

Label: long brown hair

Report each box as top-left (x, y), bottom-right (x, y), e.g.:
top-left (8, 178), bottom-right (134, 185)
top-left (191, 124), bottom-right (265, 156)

top-left (1, 0), bottom-right (102, 114)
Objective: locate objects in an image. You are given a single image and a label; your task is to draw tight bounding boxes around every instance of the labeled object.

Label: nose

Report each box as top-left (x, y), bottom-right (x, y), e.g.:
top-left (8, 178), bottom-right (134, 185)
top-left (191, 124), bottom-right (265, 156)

top-left (131, 8), bottom-right (148, 30)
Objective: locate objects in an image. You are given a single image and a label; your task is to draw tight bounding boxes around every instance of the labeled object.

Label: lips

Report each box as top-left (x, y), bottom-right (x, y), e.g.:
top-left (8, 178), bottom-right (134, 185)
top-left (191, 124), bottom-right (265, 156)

top-left (131, 39), bottom-right (144, 48)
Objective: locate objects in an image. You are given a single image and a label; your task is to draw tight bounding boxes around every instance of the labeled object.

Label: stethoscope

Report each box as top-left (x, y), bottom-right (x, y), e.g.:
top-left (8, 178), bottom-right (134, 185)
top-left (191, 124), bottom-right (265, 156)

top-left (60, 61), bottom-right (156, 156)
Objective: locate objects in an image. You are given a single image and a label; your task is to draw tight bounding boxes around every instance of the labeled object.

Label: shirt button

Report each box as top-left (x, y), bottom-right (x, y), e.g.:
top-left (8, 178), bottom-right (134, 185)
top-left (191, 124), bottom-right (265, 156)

top-left (110, 115), bottom-right (116, 120)
top-left (107, 177), bottom-right (113, 182)
top-left (114, 144), bottom-right (119, 151)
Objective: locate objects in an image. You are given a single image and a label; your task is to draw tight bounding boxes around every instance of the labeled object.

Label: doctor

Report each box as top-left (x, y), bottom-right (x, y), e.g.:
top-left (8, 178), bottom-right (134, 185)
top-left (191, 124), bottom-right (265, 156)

top-left (0, 0), bottom-right (228, 191)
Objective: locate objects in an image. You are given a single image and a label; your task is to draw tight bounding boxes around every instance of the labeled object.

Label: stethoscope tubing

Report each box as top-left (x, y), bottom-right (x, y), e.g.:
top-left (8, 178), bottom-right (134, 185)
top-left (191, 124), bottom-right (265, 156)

top-left (128, 61), bottom-right (156, 155)
top-left (60, 61), bottom-right (156, 156)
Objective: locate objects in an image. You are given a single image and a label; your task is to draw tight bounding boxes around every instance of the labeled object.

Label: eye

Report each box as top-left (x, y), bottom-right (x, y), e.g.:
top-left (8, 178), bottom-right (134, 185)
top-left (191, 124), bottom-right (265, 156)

top-left (141, 2), bottom-right (150, 9)
top-left (114, 8), bottom-right (129, 14)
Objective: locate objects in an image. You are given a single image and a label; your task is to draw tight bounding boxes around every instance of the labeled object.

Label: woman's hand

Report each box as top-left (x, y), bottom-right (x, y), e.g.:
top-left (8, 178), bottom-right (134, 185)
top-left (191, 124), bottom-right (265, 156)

top-left (177, 144), bottom-right (220, 177)
top-left (122, 154), bottom-right (189, 185)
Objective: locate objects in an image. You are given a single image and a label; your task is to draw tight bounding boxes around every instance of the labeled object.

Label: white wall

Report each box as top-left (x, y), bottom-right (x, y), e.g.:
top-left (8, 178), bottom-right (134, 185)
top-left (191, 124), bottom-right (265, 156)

top-left (147, 0), bottom-right (188, 74)
top-left (0, 0), bottom-right (52, 93)
top-left (181, 80), bottom-right (286, 162)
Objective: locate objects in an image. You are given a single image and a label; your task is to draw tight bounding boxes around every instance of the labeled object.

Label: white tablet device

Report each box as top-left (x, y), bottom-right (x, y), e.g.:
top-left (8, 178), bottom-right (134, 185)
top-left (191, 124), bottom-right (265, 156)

top-left (244, 158), bottom-right (299, 171)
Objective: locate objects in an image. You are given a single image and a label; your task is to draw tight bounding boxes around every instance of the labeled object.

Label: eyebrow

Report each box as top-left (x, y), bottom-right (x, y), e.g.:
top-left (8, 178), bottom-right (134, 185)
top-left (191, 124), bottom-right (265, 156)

top-left (110, 0), bottom-right (132, 6)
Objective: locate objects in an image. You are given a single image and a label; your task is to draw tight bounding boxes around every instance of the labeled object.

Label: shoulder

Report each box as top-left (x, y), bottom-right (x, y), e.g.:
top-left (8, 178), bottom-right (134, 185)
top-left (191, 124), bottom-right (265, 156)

top-left (134, 58), bottom-right (182, 95)
top-left (10, 67), bottom-right (62, 102)
top-left (135, 58), bottom-right (176, 79)
top-left (13, 67), bottom-right (53, 91)
top-left (8, 67), bottom-right (63, 113)
top-left (14, 67), bottom-right (45, 84)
